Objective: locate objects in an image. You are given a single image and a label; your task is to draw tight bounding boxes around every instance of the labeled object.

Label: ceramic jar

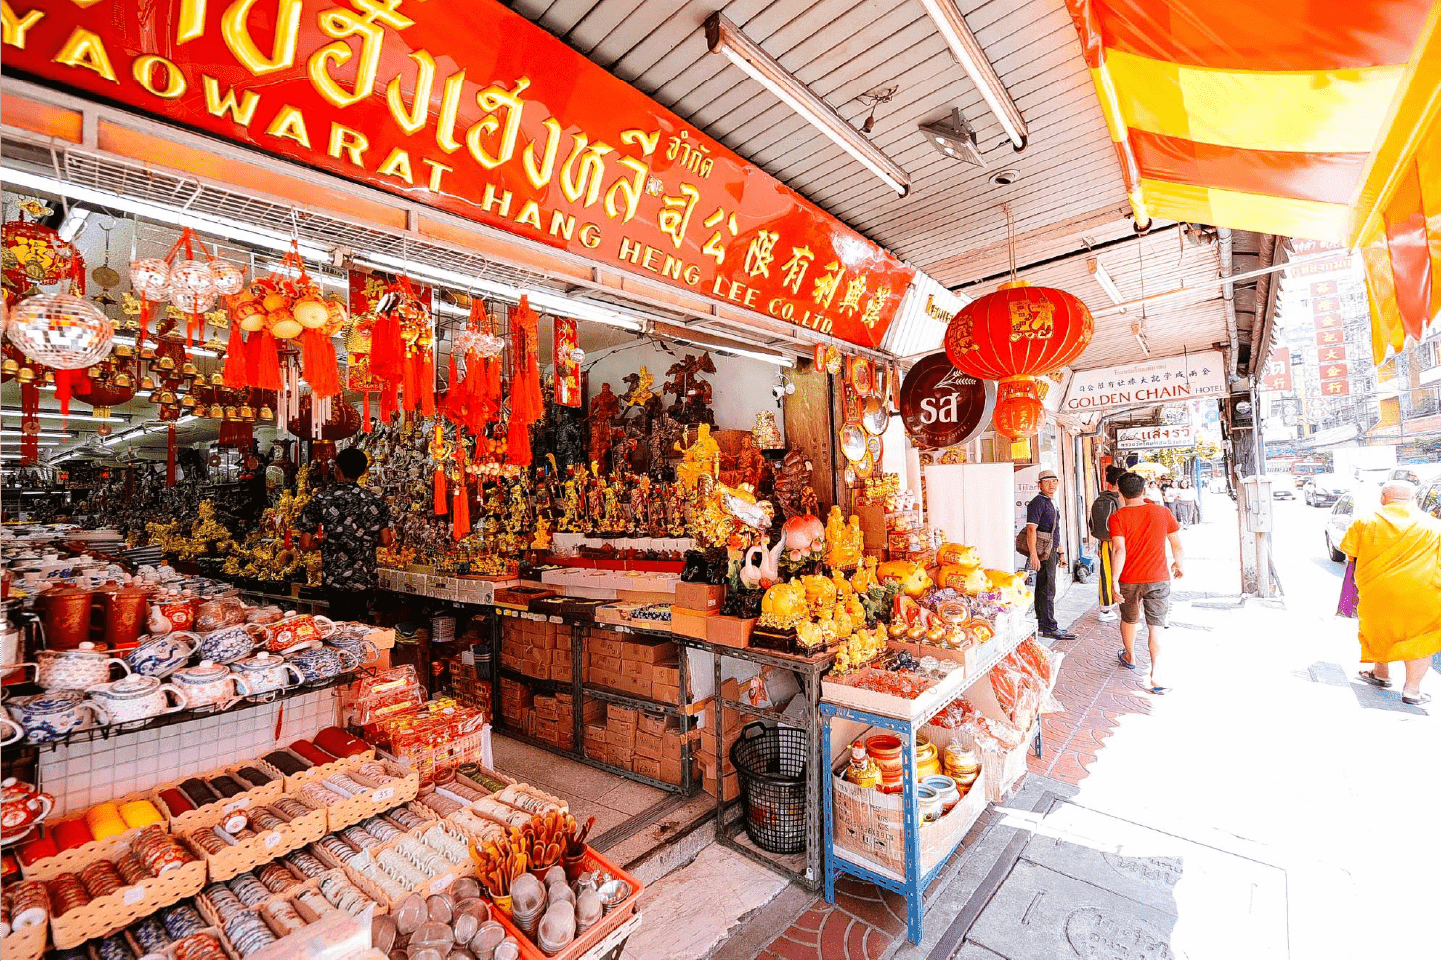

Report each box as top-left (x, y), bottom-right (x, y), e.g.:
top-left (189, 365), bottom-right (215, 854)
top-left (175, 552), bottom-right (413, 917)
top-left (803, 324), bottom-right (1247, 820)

top-left (286, 645), bottom-right (360, 684)
top-left (196, 626), bottom-right (258, 664)
top-left (6, 690), bottom-right (109, 742)
top-left (101, 583), bottom-right (151, 651)
top-left (148, 598), bottom-right (196, 635)
top-left (37, 584), bottom-right (94, 650)
top-left (231, 652), bottom-right (305, 700)
top-left (865, 734), bottom-right (904, 794)
top-left (12, 642), bottom-right (132, 691)
top-left (1, 778), bottom-right (54, 843)
top-left (87, 675), bottom-right (189, 724)
top-left (170, 660), bottom-right (251, 708)
top-left (264, 614), bottom-right (337, 655)
top-left (916, 784), bottom-right (942, 823)
top-left (922, 775), bottom-right (961, 815)
top-left (124, 633), bottom-right (198, 678)
top-left (915, 738), bottom-right (942, 780)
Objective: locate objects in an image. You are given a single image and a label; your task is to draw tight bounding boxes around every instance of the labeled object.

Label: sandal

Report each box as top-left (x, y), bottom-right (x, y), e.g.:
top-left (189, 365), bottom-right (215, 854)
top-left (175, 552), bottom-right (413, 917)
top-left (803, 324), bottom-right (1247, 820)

top-left (1358, 670), bottom-right (1391, 688)
top-left (1117, 649), bottom-right (1136, 670)
top-left (1402, 692), bottom-right (1431, 706)
top-left (1148, 685), bottom-right (1171, 695)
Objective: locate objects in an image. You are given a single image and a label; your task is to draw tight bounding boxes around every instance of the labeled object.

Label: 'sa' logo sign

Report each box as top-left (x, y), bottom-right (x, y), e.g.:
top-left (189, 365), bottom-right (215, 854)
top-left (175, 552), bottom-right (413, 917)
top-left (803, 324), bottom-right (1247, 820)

top-left (899, 354), bottom-right (992, 449)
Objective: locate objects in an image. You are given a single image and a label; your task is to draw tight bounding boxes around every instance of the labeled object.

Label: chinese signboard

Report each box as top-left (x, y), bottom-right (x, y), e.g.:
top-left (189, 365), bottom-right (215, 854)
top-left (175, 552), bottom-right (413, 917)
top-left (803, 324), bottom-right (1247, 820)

top-left (7, 0), bottom-right (912, 349)
top-left (1259, 346), bottom-right (1292, 392)
top-left (1115, 424), bottom-right (1195, 451)
top-left (1062, 350), bottom-right (1225, 413)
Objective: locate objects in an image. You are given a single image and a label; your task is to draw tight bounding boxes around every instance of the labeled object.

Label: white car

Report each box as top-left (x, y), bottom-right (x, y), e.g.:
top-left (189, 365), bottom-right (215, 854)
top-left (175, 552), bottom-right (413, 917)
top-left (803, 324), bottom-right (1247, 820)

top-left (1324, 490), bottom-right (1379, 562)
top-left (1304, 473), bottom-right (1346, 508)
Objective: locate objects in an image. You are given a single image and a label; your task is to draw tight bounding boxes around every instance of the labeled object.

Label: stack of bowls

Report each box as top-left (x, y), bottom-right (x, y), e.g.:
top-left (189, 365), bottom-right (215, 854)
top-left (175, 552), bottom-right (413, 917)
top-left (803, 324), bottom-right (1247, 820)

top-left (509, 873), bottom-right (545, 939)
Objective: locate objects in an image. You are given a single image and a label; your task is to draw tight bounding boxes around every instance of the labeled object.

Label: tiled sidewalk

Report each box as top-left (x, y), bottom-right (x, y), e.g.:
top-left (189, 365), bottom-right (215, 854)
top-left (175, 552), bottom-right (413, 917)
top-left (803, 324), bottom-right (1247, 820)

top-left (754, 600), bottom-right (1128, 961)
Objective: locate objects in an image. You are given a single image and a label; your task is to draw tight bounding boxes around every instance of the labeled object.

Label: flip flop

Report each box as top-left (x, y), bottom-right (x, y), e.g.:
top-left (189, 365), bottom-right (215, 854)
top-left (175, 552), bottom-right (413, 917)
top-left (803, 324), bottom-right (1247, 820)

top-left (1116, 649), bottom-right (1136, 670)
top-left (1148, 685), bottom-right (1171, 695)
top-left (1401, 693), bottom-right (1432, 706)
top-left (1358, 670), bottom-right (1392, 688)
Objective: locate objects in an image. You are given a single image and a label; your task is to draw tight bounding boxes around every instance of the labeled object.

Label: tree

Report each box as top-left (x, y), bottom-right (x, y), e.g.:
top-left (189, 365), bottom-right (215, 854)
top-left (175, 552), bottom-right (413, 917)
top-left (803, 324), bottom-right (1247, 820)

top-left (1157, 437), bottom-right (1221, 475)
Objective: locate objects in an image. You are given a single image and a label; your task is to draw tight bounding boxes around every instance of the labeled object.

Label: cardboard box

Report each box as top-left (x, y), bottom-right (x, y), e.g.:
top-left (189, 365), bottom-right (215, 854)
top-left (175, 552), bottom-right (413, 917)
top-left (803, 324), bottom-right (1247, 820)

top-left (607, 705), bottom-right (638, 732)
top-left (662, 729), bottom-right (686, 760)
top-left (620, 658), bottom-right (651, 681)
top-left (590, 669), bottom-right (625, 692)
top-left (589, 636), bottom-right (624, 660)
top-left (652, 682), bottom-right (680, 705)
top-left (620, 639), bottom-right (678, 663)
top-left (633, 730), bottom-right (663, 759)
top-left (659, 754), bottom-right (690, 786)
top-left (705, 770), bottom-right (741, 802)
top-left (708, 616), bottom-right (756, 649)
top-left (535, 716), bottom-right (558, 744)
top-left (589, 653), bottom-right (622, 676)
top-left (653, 663), bottom-right (681, 688)
top-left (669, 609), bottom-right (713, 640)
top-left (633, 756), bottom-right (662, 780)
top-left (674, 581), bottom-right (726, 613)
top-left (551, 649), bottom-right (573, 682)
top-left (637, 711), bottom-right (668, 738)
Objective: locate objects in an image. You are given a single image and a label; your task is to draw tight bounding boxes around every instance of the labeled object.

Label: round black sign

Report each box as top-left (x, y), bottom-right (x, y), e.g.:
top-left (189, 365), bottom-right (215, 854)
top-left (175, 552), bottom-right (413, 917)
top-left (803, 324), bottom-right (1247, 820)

top-left (899, 353), bottom-right (994, 449)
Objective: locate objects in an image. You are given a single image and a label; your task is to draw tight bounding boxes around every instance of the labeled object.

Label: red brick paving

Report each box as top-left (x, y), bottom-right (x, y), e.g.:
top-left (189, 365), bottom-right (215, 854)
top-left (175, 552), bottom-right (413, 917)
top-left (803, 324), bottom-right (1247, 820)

top-left (757, 606), bottom-right (1157, 958)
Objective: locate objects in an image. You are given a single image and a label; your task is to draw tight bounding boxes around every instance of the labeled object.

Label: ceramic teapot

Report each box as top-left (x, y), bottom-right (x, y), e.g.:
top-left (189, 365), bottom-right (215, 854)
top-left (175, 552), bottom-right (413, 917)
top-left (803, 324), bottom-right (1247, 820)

top-left (170, 660), bottom-right (252, 709)
top-left (263, 613), bottom-right (337, 654)
top-left (326, 631), bottom-right (379, 666)
top-left (1, 777), bottom-right (54, 844)
top-left (6, 690), bottom-right (109, 742)
top-left (87, 675), bottom-right (189, 725)
top-left (286, 645), bottom-right (360, 684)
top-left (8, 642), bottom-right (131, 691)
top-left (124, 632), bottom-right (198, 678)
top-left (195, 625), bottom-right (259, 664)
top-left (231, 652), bottom-right (305, 700)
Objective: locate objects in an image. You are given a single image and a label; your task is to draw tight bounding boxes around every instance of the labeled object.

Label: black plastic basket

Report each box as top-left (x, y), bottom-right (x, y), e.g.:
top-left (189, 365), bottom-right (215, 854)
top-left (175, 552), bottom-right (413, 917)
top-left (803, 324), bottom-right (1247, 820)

top-left (730, 721), bottom-right (808, 854)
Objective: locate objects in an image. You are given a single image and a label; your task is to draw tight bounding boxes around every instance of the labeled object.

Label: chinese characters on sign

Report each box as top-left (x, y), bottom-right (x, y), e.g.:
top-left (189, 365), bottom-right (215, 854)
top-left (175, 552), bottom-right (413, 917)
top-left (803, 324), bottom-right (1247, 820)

top-left (1310, 281), bottom-right (1352, 397)
top-left (1062, 350), bottom-right (1226, 413)
top-left (1115, 424), bottom-right (1195, 451)
top-left (6, 0), bottom-right (913, 348)
top-left (1259, 346), bottom-right (1292, 392)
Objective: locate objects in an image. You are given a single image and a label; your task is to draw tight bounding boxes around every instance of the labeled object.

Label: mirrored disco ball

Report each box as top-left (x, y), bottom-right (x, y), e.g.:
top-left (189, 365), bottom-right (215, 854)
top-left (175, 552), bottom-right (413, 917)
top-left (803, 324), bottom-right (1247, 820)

top-left (129, 258), bottom-right (172, 299)
top-left (169, 284), bottom-right (216, 315)
top-left (209, 261), bottom-right (246, 296)
top-left (169, 259), bottom-right (217, 295)
top-left (8, 292), bottom-right (115, 370)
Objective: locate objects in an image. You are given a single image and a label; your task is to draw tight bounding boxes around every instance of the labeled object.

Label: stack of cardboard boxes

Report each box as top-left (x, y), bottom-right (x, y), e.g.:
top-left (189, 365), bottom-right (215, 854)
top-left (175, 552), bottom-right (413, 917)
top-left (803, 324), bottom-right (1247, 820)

top-left (696, 678), bottom-right (752, 802)
top-left (581, 629), bottom-right (681, 705)
top-left (527, 691), bottom-right (602, 750)
top-left (499, 677), bottom-right (533, 732)
top-left (445, 654), bottom-right (491, 712)
top-left (583, 703), bottom-right (696, 786)
top-left (499, 614), bottom-right (571, 682)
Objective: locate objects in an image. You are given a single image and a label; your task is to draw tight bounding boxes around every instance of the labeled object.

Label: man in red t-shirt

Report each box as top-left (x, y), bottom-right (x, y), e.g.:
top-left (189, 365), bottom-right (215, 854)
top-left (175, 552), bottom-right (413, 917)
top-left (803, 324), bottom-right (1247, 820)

top-left (1108, 471), bottom-right (1185, 693)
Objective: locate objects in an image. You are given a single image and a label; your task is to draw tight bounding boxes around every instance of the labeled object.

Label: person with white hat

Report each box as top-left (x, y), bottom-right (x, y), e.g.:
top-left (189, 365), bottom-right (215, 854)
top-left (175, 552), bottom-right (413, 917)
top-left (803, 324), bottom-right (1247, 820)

top-left (1025, 469), bottom-right (1075, 640)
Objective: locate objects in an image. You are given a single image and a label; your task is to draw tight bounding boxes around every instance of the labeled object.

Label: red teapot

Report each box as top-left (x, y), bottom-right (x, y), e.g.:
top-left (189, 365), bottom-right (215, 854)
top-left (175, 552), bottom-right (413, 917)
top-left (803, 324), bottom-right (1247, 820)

top-left (1, 777), bottom-right (54, 845)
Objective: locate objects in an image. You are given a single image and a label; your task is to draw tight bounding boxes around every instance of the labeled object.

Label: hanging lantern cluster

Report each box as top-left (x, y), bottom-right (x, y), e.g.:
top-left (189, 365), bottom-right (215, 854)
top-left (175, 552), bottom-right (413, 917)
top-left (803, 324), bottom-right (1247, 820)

top-left (361, 276), bottom-right (435, 424)
top-left (129, 227), bottom-right (246, 345)
top-left (440, 298), bottom-right (503, 434)
top-left (944, 279), bottom-right (1093, 442)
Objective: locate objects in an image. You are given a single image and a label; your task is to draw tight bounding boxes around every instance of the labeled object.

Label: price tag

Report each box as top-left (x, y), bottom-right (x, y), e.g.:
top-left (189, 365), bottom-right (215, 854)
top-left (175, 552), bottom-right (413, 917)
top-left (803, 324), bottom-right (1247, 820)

top-left (123, 886), bottom-right (145, 905)
top-left (222, 797), bottom-right (252, 814)
top-left (373, 787), bottom-right (394, 804)
top-left (264, 831), bottom-right (283, 849)
top-left (548, 616), bottom-right (564, 624)
top-left (430, 874), bottom-right (454, 895)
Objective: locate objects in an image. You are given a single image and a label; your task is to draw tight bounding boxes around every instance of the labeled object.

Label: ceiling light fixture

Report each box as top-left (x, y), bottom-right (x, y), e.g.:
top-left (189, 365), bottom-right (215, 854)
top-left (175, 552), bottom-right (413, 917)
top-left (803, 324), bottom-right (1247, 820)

top-left (704, 12), bottom-right (910, 196)
top-left (916, 0), bottom-right (1028, 150)
top-left (920, 108), bottom-right (985, 167)
top-left (1088, 258), bottom-right (1124, 306)
top-left (1, 168), bottom-right (331, 260)
top-left (57, 206), bottom-right (90, 242)
top-left (1, 410), bottom-right (128, 423)
top-left (1, 430), bottom-right (75, 439)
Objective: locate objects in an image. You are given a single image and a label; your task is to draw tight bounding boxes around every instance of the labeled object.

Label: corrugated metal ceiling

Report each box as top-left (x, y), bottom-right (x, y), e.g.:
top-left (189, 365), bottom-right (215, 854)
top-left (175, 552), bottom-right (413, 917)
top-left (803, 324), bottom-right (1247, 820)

top-left (507, 0), bottom-right (1134, 290)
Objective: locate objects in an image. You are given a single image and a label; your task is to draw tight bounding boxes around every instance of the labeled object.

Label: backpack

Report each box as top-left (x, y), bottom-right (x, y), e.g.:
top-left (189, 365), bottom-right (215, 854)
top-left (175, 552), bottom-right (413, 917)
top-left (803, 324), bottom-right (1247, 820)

top-left (1089, 490), bottom-right (1121, 541)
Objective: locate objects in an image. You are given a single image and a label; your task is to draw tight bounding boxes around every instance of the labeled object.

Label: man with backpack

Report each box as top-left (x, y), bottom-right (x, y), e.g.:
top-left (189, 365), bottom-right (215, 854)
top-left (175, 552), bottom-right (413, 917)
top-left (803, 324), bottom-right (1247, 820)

top-left (1089, 465), bottom-right (1125, 622)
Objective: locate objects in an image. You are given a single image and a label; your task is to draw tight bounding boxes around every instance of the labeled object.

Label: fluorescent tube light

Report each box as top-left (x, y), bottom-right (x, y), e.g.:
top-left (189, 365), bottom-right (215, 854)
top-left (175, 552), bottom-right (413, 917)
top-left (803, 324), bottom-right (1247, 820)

top-left (1, 410), bottom-right (127, 423)
top-left (1088, 259), bottom-right (1124, 305)
top-left (58, 206), bottom-right (90, 241)
top-left (1, 168), bottom-right (331, 260)
top-left (916, 0), bottom-right (1028, 150)
top-left (0, 440), bottom-right (62, 447)
top-left (1, 431), bottom-right (75, 439)
top-left (705, 13), bottom-right (910, 196)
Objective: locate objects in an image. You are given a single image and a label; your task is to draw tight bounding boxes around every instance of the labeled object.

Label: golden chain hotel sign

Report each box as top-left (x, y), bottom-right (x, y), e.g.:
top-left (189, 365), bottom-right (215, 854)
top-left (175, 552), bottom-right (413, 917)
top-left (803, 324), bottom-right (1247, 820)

top-left (3, 0), bottom-right (915, 348)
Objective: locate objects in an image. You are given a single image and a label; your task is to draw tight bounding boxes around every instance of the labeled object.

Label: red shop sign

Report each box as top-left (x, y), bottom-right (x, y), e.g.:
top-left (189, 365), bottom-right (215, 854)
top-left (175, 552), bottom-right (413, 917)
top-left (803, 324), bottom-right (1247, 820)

top-left (899, 353), bottom-right (994, 449)
top-left (6, 0), bottom-right (913, 349)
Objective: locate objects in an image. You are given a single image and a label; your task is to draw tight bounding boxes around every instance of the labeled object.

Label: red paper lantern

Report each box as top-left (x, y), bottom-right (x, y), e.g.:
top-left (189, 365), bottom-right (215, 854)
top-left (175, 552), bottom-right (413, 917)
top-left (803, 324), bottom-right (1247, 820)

top-left (992, 380), bottom-right (1044, 439)
top-left (944, 280), bottom-right (1093, 438)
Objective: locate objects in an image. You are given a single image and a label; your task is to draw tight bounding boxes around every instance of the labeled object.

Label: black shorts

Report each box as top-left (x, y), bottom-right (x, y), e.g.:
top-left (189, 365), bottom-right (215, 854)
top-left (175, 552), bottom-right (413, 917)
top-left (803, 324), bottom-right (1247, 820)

top-left (1119, 581), bottom-right (1170, 626)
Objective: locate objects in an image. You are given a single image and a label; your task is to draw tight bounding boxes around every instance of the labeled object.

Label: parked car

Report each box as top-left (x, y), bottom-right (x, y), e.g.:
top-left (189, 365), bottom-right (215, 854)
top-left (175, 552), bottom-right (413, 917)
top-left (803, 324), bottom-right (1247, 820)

top-left (1388, 463), bottom-right (1441, 488)
top-left (1324, 490), bottom-right (1377, 562)
top-left (1304, 473), bottom-right (1347, 507)
top-left (1268, 475), bottom-right (1295, 499)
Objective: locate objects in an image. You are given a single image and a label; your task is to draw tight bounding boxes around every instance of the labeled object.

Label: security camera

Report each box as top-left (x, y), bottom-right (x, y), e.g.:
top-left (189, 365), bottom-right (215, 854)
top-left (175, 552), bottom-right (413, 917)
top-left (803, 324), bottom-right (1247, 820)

top-left (772, 385), bottom-right (786, 400)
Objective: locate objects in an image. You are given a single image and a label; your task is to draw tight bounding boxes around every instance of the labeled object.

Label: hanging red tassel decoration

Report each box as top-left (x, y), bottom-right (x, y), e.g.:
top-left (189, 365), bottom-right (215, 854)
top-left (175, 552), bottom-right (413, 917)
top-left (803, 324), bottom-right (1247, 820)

top-left (53, 368), bottom-right (83, 418)
top-left (362, 393), bottom-right (372, 432)
top-left (298, 326), bottom-right (341, 398)
top-left (504, 296), bottom-right (544, 467)
top-left (252, 331), bottom-right (282, 390)
top-left (434, 466), bottom-right (447, 515)
top-left (222, 322), bottom-right (249, 388)
top-left (452, 443), bottom-right (471, 540)
top-left (19, 381), bottom-right (40, 465)
top-left (166, 425), bottom-right (177, 487)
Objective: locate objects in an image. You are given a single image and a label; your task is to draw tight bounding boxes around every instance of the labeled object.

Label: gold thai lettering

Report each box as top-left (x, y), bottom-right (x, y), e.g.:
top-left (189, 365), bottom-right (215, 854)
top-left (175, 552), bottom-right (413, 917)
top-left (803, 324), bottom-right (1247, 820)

top-left (176, 0), bottom-right (206, 44)
top-left (265, 103), bottom-right (312, 148)
top-left (467, 78), bottom-right (531, 170)
top-left (53, 27), bottom-right (116, 82)
top-left (422, 158), bottom-right (450, 193)
top-left (658, 184), bottom-right (700, 249)
top-left (309, 0), bottom-right (414, 109)
top-left (221, 0), bottom-right (303, 77)
top-left (386, 51), bottom-right (436, 135)
top-left (860, 285), bottom-right (890, 329)
top-left (744, 230), bottom-right (779, 278)
top-left (837, 275), bottom-right (868, 315)
top-left (522, 117), bottom-right (564, 190)
top-left (1008, 299), bottom-right (1054, 341)
top-left (701, 209), bottom-right (738, 265)
top-left (2, 3), bottom-right (45, 49)
top-left (604, 128), bottom-right (658, 223)
top-left (434, 69), bottom-right (466, 153)
top-left (378, 147), bottom-right (414, 183)
top-left (780, 246), bottom-right (813, 295)
top-left (811, 261), bottom-right (844, 309)
top-left (515, 200), bottom-right (543, 229)
top-left (559, 134), bottom-right (613, 207)
top-left (327, 123), bottom-right (369, 165)
top-left (664, 130), bottom-right (714, 179)
top-left (132, 54), bottom-right (187, 98)
top-left (202, 74), bottom-right (261, 125)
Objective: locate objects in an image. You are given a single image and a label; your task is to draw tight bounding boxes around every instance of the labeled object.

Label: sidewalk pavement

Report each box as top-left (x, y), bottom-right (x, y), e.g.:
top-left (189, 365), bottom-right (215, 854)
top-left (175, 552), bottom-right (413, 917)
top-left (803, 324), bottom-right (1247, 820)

top-left (685, 501), bottom-right (1438, 959)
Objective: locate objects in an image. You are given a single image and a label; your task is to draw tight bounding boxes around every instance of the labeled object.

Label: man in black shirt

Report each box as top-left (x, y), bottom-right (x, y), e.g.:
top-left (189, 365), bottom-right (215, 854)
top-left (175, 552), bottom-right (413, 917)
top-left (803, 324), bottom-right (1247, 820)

top-left (298, 448), bottom-right (394, 623)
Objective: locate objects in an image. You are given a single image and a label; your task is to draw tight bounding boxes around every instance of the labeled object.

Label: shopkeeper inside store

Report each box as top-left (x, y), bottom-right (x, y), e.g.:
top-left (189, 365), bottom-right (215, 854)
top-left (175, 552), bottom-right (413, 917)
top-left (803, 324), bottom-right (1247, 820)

top-left (297, 448), bottom-right (395, 622)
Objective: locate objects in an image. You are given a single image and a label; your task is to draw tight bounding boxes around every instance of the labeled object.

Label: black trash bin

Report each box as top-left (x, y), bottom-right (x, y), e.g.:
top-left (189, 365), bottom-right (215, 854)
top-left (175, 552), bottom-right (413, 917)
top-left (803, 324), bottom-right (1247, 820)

top-left (729, 721), bottom-right (808, 854)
